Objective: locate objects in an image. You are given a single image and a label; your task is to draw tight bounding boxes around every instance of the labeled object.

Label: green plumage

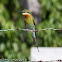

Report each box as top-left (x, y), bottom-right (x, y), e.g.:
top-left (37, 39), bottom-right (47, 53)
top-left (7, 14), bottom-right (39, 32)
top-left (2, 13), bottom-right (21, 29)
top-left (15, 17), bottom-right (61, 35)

top-left (23, 10), bottom-right (36, 38)
top-left (18, 9), bottom-right (39, 52)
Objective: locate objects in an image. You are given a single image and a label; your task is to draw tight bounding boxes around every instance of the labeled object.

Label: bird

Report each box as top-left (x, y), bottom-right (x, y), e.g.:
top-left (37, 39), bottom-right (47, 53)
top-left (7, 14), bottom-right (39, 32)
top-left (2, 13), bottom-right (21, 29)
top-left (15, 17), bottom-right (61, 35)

top-left (17, 9), bottom-right (39, 52)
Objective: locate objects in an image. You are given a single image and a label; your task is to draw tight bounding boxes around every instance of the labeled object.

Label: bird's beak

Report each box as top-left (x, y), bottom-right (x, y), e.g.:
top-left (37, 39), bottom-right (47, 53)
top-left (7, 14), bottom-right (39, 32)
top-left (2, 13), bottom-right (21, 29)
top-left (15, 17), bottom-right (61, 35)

top-left (17, 11), bottom-right (23, 13)
top-left (17, 11), bottom-right (30, 15)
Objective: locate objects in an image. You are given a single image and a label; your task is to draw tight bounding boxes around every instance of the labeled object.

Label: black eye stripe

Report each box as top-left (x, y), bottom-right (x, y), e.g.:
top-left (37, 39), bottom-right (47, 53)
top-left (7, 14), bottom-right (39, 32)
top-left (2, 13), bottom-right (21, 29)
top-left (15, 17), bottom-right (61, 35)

top-left (23, 12), bottom-right (30, 14)
top-left (27, 12), bottom-right (29, 13)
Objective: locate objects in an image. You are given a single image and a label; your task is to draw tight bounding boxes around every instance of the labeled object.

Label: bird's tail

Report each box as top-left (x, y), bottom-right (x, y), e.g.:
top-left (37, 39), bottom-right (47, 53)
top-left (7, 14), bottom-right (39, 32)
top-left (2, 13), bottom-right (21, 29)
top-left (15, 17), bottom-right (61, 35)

top-left (31, 31), bottom-right (39, 52)
top-left (33, 37), bottom-right (39, 52)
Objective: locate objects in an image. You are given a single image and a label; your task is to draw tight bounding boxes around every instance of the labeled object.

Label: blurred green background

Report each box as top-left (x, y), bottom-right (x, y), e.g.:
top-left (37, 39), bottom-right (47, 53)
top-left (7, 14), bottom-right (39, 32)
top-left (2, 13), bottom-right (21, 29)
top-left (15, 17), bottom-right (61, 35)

top-left (0, 0), bottom-right (62, 60)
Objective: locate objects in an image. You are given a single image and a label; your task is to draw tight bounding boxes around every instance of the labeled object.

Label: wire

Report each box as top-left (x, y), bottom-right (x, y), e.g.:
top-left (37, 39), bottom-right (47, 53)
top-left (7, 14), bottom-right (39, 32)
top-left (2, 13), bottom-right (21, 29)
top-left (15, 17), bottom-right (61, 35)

top-left (0, 28), bottom-right (62, 32)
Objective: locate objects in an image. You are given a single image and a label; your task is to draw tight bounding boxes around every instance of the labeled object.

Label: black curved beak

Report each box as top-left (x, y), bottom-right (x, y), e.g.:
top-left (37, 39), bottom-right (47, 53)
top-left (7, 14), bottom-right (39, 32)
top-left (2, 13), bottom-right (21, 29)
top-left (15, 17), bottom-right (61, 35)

top-left (16, 11), bottom-right (24, 13)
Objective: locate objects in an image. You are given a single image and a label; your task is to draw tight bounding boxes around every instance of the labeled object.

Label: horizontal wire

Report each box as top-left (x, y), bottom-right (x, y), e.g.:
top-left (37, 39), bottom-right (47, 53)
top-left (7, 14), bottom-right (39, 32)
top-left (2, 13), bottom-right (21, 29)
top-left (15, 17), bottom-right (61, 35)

top-left (0, 28), bottom-right (62, 32)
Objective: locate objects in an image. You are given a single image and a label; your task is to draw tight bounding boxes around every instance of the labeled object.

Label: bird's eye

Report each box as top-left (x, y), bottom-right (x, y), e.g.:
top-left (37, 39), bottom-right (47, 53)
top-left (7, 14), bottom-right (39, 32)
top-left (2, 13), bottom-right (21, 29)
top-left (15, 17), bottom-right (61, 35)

top-left (27, 12), bottom-right (29, 13)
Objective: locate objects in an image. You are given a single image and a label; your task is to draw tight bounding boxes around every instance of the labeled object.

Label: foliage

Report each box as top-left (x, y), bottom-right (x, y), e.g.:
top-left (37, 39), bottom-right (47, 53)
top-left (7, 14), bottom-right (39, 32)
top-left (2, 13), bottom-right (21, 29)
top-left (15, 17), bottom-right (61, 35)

top-left (38, 0), bottom-right (62, 47)
top-left (0, 0), bottom-right (62, 60)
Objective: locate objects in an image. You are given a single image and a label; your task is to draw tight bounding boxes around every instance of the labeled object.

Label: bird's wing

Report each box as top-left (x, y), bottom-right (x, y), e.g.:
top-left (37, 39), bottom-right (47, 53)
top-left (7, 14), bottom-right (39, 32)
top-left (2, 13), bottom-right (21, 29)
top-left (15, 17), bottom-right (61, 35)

top-left (33, 18), bottom-right (35, 25)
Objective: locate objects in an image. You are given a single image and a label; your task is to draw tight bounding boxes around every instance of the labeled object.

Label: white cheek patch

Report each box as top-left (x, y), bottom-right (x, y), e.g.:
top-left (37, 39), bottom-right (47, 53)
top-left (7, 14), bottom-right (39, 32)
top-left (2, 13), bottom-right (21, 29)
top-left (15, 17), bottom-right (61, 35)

top-left (22, 13), bottom-right (30, 15)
